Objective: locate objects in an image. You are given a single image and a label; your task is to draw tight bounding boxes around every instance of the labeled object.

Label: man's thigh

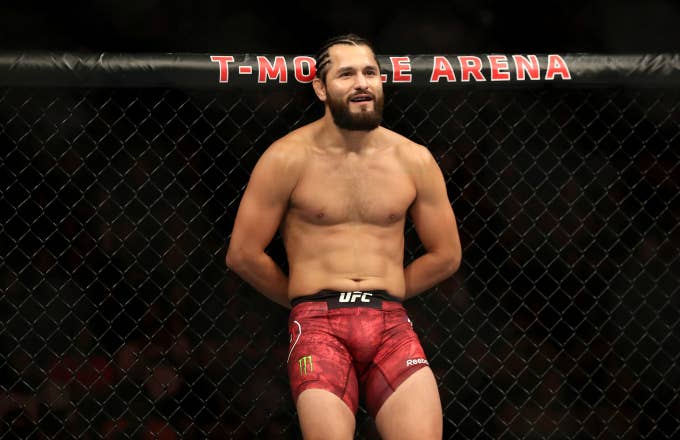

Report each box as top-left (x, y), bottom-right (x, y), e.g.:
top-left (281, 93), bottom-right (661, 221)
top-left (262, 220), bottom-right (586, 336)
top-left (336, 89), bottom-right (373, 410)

top-left (287, 313), bottom-right (359, 413)
top-left (296, 389), bottom-right (356, 440)
top-left (374, 367), bottom-right (443, 440)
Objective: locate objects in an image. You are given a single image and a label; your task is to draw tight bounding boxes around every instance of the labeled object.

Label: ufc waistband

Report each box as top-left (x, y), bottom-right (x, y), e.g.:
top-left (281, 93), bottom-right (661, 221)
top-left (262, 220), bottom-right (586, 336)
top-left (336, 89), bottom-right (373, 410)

top-left (290, 290), bottom-right (402, 309)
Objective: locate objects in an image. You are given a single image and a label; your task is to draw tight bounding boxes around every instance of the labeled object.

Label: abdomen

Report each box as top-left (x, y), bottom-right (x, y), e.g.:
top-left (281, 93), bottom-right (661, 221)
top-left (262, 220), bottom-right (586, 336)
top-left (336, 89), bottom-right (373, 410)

top-left (284, 222), bottom-right (406, 298)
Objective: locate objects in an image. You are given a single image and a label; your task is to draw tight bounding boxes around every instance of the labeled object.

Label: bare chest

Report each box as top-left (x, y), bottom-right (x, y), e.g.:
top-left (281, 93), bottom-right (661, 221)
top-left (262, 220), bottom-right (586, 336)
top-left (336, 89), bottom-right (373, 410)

top-left (290, 155), bottom-right (415, 225)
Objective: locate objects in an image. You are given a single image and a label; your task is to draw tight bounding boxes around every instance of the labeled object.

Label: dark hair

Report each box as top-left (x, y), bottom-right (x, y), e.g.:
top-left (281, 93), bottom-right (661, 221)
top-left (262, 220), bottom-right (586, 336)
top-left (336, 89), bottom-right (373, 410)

top-left (314, 34), bottom-right (379, 82)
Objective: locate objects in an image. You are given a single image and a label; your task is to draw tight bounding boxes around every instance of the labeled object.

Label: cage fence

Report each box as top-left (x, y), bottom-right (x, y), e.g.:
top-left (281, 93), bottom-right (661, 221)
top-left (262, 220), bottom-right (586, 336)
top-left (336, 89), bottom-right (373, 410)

top-left (0, 54), bottom-right (679, 439)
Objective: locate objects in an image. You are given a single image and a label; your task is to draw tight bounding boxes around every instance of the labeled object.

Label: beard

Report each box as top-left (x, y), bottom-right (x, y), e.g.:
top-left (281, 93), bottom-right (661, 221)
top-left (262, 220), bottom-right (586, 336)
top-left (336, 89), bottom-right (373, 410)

top-left (326, 91), bottom-right (384, 131)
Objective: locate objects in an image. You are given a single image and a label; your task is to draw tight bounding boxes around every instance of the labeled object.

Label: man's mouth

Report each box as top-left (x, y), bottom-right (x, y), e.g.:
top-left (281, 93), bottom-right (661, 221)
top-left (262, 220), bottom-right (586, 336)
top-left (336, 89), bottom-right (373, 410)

top-left (349, 94), bottom-right (373, 103)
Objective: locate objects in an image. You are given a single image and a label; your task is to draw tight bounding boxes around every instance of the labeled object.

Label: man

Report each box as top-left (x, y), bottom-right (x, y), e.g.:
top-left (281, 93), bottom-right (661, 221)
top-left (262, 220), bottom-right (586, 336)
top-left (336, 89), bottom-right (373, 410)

top-left (226, 34), bottom-right (461, 440)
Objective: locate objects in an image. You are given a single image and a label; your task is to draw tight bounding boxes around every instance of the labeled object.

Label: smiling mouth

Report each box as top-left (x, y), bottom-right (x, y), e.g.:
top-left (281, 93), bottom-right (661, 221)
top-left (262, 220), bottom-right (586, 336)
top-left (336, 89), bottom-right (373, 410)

top-left (349, 95), bottom-right (373, 103)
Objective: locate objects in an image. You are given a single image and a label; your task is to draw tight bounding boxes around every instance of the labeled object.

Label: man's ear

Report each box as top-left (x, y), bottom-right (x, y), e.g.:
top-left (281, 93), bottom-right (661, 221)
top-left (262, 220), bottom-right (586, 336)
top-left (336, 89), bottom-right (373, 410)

top-left (312, 77), bottom-right (326, 102)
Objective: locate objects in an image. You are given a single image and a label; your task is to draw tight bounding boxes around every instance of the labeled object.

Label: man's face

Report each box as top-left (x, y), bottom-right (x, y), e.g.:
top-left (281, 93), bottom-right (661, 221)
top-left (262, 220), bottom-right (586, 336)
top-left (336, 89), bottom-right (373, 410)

top-left (318, 44), bottom-right (384, 131)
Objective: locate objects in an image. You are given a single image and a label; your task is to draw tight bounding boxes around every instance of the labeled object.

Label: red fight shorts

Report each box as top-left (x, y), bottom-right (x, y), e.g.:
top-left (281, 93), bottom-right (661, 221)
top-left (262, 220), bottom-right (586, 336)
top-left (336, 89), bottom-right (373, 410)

top-left (287, 290), bottom-right (430, 417)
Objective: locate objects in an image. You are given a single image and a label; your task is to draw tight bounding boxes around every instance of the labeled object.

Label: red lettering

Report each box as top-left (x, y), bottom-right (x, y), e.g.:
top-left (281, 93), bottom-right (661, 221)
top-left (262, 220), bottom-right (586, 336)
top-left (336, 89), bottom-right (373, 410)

top-left (294, 56), bottom-right (315, 83)
top-left (545, 54), bottom-right (571, 80)
top-left (257, 56), bottom-right (288, 83)
top-left (210, 55), bottom-right (234, 83)
top-left (512, 55), bottom-right (540, 80)
top-left (390, 56), bottom-right (412, 82)
top-left (430, 56), bottom-right (456, 82)
top-left (488, 55), bottom-right (510, 81)
top-left (458, 56), bottom-right (485, 82)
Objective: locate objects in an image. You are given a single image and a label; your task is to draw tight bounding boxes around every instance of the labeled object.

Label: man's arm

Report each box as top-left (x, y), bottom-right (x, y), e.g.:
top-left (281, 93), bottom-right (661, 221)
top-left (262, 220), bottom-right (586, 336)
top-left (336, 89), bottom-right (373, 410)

top-left (226, 141), bottom-right (301, 308)
top-left (404, 146), bottom-right (462, 299)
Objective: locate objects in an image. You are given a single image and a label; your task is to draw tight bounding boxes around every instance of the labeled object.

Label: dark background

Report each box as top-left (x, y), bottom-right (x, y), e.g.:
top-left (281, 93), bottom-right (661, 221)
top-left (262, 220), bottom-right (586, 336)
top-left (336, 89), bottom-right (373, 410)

top-left (1, 0), bottom-right (679, 54)
top-left (1, 1), bottom-right (680, 439)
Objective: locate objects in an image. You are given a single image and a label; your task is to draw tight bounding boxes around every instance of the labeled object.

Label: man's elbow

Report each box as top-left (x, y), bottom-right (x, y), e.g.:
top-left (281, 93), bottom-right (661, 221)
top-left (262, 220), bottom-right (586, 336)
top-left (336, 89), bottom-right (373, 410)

top-left (225, 245), bottom-right (246, 273)
top-left (443, 248), bottom-right (462, 277)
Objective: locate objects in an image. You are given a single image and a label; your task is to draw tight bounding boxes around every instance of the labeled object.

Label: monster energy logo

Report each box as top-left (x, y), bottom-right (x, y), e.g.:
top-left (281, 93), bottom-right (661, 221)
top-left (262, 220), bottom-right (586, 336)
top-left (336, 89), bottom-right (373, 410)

top-left (298, 355), bottom-right (313, 375)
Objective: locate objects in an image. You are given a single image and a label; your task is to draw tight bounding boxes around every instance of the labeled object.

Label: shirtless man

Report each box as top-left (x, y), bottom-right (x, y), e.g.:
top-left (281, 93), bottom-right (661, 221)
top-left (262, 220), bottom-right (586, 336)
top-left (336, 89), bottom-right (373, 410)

top-left (226, 34), bottom-right (461, 440)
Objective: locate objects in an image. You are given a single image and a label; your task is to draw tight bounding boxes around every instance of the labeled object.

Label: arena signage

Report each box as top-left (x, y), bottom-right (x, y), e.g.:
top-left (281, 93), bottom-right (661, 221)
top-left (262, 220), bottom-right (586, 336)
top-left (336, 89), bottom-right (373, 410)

top-left (209, 54), bottom-right (572, 85)
top-left (2, 53), bottom-right (678, 88)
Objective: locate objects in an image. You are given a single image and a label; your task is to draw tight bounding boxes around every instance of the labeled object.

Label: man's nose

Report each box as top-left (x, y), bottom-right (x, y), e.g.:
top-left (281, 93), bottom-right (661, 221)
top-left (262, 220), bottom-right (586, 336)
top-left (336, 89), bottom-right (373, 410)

top-left (354, 72), bottom-right (369, 88)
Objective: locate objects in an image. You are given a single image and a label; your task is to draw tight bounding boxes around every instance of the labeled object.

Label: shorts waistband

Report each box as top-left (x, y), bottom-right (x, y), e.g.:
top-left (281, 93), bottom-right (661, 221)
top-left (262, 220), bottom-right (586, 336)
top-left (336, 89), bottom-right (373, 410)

top-left (290, 290), bottom-right (402, 309)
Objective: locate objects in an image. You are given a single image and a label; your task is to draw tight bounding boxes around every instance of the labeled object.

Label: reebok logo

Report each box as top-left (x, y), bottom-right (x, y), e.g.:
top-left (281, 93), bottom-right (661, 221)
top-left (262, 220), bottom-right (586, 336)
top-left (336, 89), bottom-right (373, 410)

top-left (406, 358), bottom-right (428, 367)
top-left (339, 291), bottom-right (373, 303)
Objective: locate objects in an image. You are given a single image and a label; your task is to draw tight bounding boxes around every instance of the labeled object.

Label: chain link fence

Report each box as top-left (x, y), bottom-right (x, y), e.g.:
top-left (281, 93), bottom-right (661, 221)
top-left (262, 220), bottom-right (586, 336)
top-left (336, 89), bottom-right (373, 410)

top-left (1, 74), bottom-right (679, 438)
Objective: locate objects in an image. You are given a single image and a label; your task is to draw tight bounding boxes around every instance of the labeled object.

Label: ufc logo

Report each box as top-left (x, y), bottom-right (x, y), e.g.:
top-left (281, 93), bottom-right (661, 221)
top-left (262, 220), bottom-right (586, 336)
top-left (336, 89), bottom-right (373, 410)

top-left (338, 291), bottom-right (373, 303)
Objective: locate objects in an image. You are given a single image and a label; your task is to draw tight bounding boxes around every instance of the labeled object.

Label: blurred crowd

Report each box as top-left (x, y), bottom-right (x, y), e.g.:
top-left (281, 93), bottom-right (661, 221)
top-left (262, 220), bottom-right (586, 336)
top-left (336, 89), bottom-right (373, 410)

top-left (0, 1), bottom-right (679, 54)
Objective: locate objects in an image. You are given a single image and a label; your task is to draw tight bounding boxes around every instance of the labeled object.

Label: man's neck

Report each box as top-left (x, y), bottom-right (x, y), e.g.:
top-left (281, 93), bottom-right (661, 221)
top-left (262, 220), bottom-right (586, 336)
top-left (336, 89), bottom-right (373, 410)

top-left (318, 113), bottom-right (380, 153)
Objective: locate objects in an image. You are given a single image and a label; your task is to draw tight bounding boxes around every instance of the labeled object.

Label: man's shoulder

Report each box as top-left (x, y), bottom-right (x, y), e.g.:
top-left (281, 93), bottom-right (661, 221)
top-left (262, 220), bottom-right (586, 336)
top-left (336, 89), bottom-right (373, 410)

top-left (266, 123), bottom-right (316, 156)
top-left (382, 128), bottom-right (433, 164)
top-left (255, 124), bottom-right (316, 177)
